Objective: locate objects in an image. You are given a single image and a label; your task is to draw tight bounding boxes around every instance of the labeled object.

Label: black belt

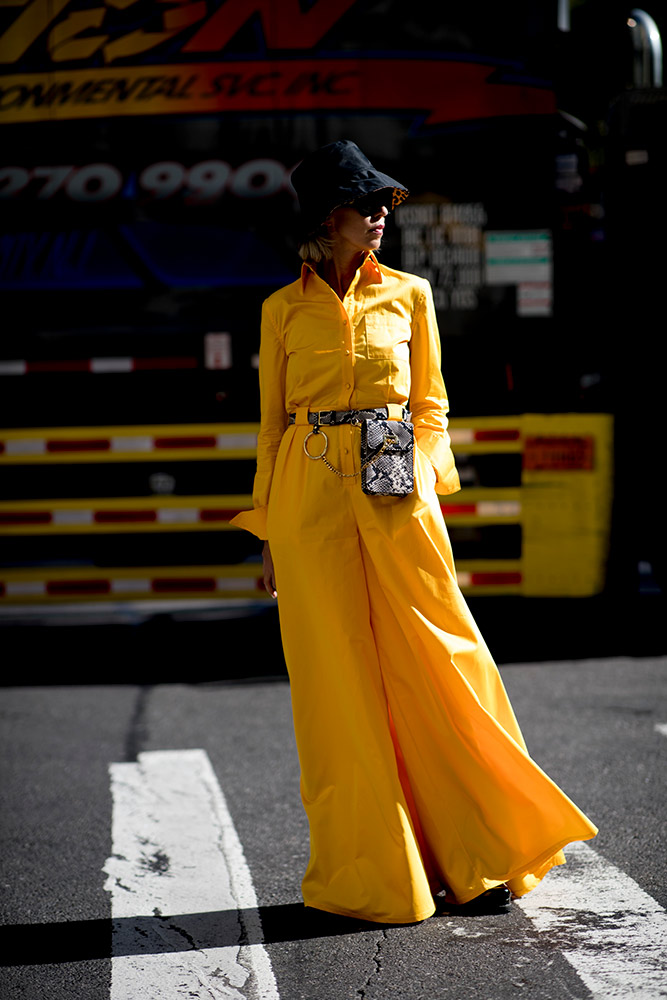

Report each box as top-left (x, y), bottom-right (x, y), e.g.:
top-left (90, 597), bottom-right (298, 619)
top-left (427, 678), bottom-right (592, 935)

top-left (288, 407), bottom-right (409, 427)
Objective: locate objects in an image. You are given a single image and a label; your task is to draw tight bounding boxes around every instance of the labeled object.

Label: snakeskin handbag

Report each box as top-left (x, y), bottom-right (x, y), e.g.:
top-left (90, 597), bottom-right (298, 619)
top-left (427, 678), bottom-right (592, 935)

top-left (360, 418), bottom-right (414, 497)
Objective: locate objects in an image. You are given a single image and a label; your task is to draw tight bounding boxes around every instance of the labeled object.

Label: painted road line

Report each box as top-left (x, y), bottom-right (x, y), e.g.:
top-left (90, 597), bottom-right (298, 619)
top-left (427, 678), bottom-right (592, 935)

top-left (517, 840), bottom-right (667, 999)
top-left (103, 749), bottom-right (279, 1000)
top-left (655, 723), bottom-right (667, 738)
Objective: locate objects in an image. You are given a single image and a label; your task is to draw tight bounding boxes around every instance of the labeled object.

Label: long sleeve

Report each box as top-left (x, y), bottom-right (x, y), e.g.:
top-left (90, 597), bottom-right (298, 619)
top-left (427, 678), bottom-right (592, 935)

top-left (409, 282), bottom-right (460, 496)
top-left (230, 300), bottom-right (288, 539)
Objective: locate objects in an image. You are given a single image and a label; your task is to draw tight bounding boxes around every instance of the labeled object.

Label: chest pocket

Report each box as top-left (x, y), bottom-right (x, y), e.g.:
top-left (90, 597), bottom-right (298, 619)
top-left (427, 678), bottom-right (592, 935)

top-left (363, 313), bottom-right (411, 360)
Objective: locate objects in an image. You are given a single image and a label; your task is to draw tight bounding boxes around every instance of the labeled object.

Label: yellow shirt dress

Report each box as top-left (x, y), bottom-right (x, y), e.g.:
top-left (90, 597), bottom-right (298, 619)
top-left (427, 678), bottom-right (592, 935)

top-left (231, 253), bottom-right (598, 924)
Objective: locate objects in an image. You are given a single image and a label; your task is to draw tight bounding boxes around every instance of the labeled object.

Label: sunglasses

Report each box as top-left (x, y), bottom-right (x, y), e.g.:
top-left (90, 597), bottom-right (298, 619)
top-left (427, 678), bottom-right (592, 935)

top-left (351, 191), bottom-right (393, 218)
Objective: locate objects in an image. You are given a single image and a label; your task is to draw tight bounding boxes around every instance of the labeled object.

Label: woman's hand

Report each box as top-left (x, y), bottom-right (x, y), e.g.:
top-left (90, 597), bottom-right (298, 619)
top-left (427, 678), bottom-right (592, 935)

top-left (262, 541), bottom-right (277, 598)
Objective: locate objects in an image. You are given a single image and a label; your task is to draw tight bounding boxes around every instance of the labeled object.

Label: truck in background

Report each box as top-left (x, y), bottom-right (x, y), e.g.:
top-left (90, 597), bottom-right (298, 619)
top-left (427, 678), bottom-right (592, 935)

top-left (1, 0), bottom-right (664, 614)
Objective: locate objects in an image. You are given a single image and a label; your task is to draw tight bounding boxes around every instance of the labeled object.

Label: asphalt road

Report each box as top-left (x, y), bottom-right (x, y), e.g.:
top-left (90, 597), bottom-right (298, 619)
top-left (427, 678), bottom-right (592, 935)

top-left (1, 655), bottom-right (666, 1000)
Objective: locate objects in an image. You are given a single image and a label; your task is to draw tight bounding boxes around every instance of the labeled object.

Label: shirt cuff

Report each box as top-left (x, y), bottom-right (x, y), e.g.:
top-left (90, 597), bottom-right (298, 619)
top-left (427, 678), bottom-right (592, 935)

top-left (434, 468), bottom-right (461, 495)
top-left (229, 506), bottom-right (268, 540)
top-left (416, 429), bottom-right (461, 496)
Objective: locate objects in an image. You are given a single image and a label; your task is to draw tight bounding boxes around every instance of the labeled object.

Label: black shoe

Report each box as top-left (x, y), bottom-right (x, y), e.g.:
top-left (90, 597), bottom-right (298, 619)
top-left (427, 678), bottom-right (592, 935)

top-left (436, 885), bottom-right (511, 916)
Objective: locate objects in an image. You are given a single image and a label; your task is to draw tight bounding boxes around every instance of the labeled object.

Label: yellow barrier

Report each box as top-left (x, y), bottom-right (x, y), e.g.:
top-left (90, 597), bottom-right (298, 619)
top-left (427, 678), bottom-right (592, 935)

top-left (444, 413), bottom-right (614, 596)
top-left (518, 414), bottom-right (613, 596)
top-left (0, 414), bottom-right (613, 599)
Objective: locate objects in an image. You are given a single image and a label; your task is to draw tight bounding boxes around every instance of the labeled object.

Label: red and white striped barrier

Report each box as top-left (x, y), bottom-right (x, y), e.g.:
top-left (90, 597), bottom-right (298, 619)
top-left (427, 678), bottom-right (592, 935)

top-left (456, 571), bottom-right (522, 588)
top-left (0, 504), bottom-right (248, 527)
top-left (0, 357), bottom-right (199, 375)
top-left (449, 427), bottom-right (521, 444)
top-left (0, 435), bottom-right (256, 455)
top-left (0, 568), bottom-right (521, 599)
top-left (441, 500), bottom-right (521, 518)
top-left (0, 572), bottom-right (267, 600)
top-left (0, 425), bottom-right (258, 460)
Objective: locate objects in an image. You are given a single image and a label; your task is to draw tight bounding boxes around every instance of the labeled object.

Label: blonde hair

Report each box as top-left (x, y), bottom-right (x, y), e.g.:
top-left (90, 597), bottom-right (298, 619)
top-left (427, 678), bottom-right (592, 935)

top-left (297, 228), bottom-right (335, 263)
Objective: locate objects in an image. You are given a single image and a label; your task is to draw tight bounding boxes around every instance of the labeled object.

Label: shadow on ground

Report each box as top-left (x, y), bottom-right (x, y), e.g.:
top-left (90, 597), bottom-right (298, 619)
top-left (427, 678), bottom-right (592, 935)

top-left (1, 592), bottom-right (664, 686)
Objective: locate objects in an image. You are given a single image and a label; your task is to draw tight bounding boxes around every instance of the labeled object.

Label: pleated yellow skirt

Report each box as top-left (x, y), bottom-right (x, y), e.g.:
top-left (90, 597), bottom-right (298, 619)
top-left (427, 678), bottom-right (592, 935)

top-left (266, 419), bottom-right (598, 924)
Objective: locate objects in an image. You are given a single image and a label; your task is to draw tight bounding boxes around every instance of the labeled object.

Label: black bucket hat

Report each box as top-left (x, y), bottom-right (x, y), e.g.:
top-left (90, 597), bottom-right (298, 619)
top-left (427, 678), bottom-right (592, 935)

top-left (291, 140), bottom-right (409, 238)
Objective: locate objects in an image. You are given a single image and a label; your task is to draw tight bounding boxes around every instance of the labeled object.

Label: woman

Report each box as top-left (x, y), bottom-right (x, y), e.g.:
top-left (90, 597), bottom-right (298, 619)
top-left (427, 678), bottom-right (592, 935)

top-left (231, 140), bottom-right (597, 924)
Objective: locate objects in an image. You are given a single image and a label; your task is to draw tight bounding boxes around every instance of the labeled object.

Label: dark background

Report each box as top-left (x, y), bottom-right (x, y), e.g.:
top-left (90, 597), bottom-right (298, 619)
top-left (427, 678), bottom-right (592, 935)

top-left (1, 0), bottom-right (665, 659)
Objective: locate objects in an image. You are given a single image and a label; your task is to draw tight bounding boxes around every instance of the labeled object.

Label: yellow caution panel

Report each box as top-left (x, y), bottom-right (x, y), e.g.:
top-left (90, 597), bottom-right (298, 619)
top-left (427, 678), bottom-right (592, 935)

top-left (519, 414), bottom-right (614, 596)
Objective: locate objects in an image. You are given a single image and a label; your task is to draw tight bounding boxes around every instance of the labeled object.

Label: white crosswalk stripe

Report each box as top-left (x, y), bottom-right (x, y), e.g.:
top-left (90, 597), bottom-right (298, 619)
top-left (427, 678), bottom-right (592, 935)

top-left (517, 841), bottom-right (667, 999)
top-left (103, 749), bottom-right (279, 1000)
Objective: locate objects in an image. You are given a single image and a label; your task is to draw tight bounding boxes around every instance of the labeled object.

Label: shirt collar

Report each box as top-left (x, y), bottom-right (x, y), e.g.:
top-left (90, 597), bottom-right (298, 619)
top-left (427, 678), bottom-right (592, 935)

top-left (300, 251), bottom-right (383, 293)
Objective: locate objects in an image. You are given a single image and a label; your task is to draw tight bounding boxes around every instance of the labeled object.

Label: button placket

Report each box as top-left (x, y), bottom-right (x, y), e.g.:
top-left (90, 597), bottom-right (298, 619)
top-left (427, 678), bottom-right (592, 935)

top-left (341, 424), bottom-right (355, 477)
top-left (340, 301), bottom-right (355, 403)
